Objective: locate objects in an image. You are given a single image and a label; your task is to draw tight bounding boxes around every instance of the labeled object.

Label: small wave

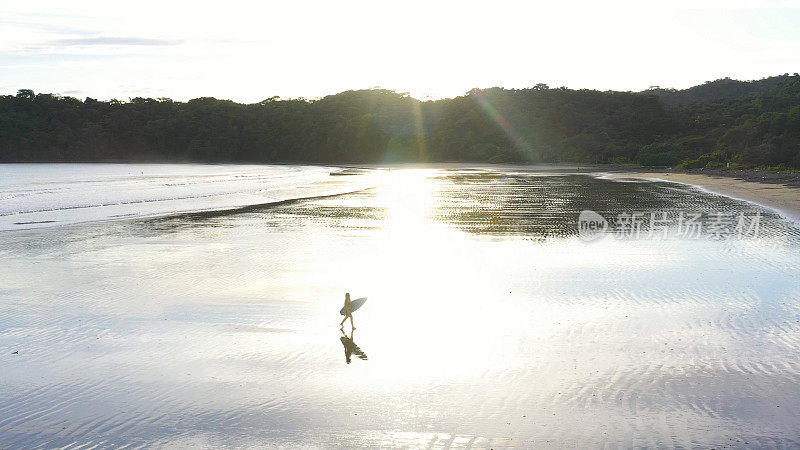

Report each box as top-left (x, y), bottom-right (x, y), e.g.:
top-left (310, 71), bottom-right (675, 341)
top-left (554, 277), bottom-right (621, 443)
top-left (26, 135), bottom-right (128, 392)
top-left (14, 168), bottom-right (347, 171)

top-left (13, 220), bottom-right (57, 225)
top-left (330, 168), bottom-right (369, 176)
top-left (0, 165), bottom-right (379, 230)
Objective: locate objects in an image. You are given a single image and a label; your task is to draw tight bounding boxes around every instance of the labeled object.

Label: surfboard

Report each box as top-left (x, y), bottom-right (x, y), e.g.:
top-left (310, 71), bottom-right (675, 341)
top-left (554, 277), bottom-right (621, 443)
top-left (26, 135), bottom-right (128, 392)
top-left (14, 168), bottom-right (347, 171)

top-left (340, 297), bottom-right (367, 315)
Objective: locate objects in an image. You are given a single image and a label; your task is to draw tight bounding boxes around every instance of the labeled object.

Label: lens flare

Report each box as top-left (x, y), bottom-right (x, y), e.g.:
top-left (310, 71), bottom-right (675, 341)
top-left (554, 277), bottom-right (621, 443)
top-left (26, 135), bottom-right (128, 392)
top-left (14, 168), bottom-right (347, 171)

top-left (471, 89), bottom-right (537, 161)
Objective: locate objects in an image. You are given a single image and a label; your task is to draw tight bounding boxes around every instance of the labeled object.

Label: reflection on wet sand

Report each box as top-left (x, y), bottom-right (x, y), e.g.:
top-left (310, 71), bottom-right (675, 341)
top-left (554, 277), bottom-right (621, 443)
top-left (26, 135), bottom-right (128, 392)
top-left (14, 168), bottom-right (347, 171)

top-left (340, 327), bottom-right (368, 364)
top-left (1, 168), bottom-right (800, 447)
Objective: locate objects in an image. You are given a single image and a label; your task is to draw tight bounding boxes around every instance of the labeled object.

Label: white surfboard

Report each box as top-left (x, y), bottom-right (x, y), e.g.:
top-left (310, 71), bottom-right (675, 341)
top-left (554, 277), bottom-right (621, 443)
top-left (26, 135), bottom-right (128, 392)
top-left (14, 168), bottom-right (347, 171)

top-left (340, 297), bottom-right (367, 315)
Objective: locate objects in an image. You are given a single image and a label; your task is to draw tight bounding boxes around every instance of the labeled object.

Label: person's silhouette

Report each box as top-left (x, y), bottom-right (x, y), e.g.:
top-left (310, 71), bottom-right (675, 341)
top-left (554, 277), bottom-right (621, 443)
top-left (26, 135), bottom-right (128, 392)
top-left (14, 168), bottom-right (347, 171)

top-left (340, 292), bottom-right (355, 329)
top-left (340, 327), bottom-right (367, 364)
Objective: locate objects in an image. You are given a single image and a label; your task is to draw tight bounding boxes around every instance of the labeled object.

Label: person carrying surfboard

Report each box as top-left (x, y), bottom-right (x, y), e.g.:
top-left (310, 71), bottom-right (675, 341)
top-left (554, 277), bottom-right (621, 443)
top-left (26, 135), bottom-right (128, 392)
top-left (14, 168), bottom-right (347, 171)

top-left (340, 292), bottom-right (356, 329)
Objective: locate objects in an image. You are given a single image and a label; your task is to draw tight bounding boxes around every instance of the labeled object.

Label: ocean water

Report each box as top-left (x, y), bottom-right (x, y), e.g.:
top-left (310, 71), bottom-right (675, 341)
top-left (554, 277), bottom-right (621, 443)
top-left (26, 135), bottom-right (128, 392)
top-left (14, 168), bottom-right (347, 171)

top-left (1, 164), bottom-right (800, 448)
top-left (0, 163), bottom-right (376, 231)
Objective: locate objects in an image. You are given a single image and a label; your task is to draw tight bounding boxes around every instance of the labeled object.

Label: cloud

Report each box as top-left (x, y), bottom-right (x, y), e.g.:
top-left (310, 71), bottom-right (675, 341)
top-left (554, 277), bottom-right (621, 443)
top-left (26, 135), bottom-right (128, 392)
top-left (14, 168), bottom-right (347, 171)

top-left (49, 37), bottom-right (184, 46)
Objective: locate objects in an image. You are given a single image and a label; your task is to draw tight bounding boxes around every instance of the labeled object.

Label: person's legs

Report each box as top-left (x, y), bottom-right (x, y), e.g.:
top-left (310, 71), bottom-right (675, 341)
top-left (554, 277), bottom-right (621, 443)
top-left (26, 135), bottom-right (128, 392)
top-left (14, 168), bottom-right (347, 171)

top-left (349, 315), bottom-right (355, 329)
top-left (340, 315), bottom-right (347, 326)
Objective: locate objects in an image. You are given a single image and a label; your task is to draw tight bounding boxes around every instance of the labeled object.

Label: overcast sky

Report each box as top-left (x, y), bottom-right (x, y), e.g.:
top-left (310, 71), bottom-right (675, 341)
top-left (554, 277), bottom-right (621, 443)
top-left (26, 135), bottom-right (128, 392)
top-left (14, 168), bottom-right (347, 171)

top-left (1, 0), bottom-right (799, 102)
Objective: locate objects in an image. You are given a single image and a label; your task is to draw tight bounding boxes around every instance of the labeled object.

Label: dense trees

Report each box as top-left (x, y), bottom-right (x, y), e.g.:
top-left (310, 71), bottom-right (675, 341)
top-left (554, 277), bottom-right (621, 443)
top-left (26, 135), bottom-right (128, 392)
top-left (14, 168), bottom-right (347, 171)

top-left (1, 75), bottom-right (799, 168)
top-left (644, 74), bottom-right (797, 107)
top-left (674, 76), bottom-right (800, 168)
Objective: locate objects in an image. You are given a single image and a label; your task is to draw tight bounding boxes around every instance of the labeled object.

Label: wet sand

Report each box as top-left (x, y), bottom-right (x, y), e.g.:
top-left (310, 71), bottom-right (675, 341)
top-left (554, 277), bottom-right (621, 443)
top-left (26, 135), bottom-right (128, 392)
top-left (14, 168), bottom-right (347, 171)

top-left (601, 170), bottom-right (800, 222)
top-left (2, 165), bottom-right (800, 447)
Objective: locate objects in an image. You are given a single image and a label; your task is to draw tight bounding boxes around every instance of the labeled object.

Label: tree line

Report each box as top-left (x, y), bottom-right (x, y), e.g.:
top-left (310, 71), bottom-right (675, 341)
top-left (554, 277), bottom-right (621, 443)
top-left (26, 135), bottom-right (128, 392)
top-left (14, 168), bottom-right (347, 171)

top-left (1, 74), bottom-right (799, 168)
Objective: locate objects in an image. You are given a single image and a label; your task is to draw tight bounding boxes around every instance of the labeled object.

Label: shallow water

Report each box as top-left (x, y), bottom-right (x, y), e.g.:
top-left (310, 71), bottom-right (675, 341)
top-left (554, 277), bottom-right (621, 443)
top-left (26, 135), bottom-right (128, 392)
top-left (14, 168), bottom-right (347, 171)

top-left (0, 163), bottom-right (376, 231)
top-left (1, 165), bottom-right (800, 448)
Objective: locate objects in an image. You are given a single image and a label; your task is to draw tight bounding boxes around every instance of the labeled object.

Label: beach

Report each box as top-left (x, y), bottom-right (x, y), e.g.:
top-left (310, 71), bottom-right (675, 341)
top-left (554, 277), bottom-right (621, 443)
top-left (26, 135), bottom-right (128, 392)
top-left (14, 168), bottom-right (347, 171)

top-left (2, 164), bottom-right (800, 447)
top-left (603, 169), bottom-right (800, 222)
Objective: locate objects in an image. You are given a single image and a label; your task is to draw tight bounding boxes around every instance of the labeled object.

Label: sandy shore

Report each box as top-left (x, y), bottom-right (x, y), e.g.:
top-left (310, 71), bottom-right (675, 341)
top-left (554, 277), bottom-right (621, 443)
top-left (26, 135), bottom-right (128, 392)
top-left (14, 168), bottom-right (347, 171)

top-left (3, 164), bottom-right (800, 447)
top-left (601, 170), bottom-right (800, 222)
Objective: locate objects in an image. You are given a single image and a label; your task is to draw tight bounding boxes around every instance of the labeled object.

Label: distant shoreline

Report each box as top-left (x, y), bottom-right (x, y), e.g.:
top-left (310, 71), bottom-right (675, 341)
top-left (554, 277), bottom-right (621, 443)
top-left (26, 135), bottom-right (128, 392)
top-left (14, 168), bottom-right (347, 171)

top-left (599, 168), bottom-right (800, 223)
top-left (3, 160), bottom-right (799, 223)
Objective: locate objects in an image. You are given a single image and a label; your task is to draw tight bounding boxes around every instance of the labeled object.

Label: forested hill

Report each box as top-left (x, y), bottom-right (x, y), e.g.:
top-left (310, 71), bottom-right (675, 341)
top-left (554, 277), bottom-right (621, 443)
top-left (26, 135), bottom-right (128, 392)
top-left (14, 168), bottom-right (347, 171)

top-left (643, 74), bottom-right (797, 106)
top-left (2, 75), bottom-right (800, 168)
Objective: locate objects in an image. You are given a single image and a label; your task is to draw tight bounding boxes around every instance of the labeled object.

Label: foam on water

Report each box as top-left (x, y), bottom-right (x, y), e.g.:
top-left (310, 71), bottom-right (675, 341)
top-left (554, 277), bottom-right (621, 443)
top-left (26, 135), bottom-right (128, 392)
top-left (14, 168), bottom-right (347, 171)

top-left (0, 163), bottom-right (377, 230)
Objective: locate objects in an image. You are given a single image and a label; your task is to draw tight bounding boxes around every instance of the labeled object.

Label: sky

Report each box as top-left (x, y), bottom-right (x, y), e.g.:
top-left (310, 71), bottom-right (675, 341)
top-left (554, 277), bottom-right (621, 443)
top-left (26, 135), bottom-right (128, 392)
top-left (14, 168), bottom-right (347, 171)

top-left (1, 0), bottom-right (800, 103)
